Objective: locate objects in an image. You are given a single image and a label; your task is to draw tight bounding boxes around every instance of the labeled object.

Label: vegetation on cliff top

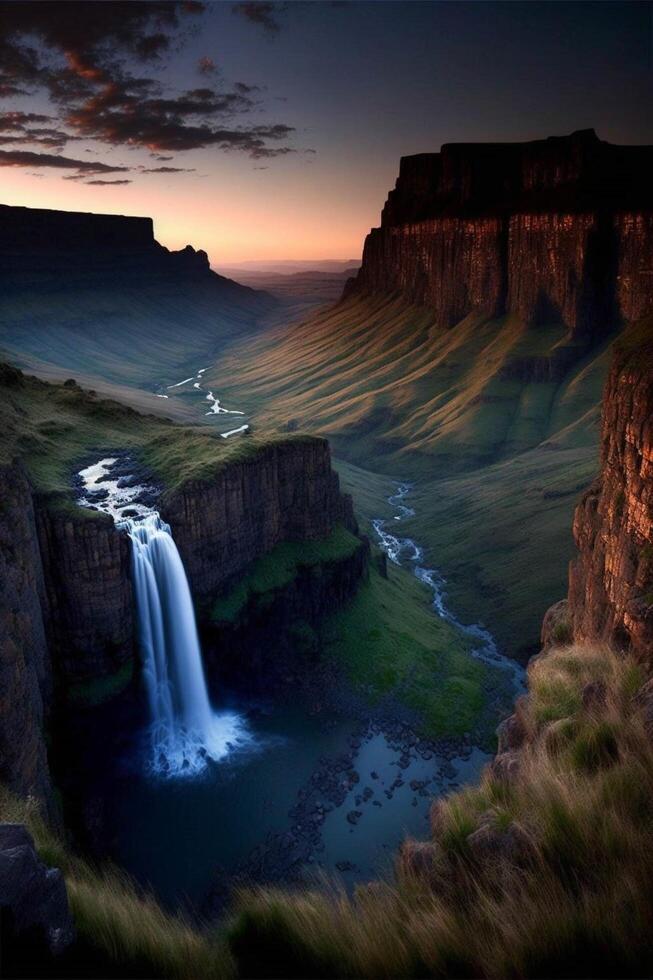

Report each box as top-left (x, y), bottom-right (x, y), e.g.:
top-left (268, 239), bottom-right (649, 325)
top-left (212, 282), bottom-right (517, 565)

top-left (0, 363), bottom-right (323, 506)
top-left (211, 524), bottom-right (363, 623)
top-left (227, 641), bottom-right (653, 979)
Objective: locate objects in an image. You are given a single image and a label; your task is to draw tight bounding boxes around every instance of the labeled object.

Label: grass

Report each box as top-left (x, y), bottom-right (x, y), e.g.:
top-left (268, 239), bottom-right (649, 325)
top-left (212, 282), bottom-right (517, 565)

top-left (197, 291), bottom-right (618, 657)
top-left (0, 276), bottom-right (271, 391)
top-left (319, 560), bottom-right (493, 739)
top-left (0, 362), bottom-right (323, 505)
top-left (0, 788), bottom-right (234, 980)
top-left (66, 660), bottom-right (135, 708)
top-left (227, 641), bottom-right (653, 979)
top-left (211, 525), bottom-right (363, 623)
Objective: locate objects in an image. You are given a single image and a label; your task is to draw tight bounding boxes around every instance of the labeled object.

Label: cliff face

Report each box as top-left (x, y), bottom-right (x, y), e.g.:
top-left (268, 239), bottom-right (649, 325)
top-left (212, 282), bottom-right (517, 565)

top-left (36, 506), bottom-right (135, 682)
top-left (567, 326), bottom-right (653, 656)
top-left (204, 533), bottom-right (369, 692)
top-left (0, 432), bottom-right (362, 802)
top-left (348, 130), bottom-right (653, 340)
top-left (0, 203), bottom-right (244, 291)
top-left (0, 465), bottom-right (52, 806)
top-left (161, 438), bottom-right (358, 597)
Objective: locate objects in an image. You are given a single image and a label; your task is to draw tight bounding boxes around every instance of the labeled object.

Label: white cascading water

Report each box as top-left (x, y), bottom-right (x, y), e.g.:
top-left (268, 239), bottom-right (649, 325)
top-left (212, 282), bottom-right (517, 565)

top-left (123, 512), bottom-right (250, 777)
top-left (76, 455), bottom-right (252, 778)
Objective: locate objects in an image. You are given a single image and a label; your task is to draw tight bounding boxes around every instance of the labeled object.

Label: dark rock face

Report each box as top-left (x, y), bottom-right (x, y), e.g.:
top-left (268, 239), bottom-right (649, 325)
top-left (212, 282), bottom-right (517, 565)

top-left (204, 535), bottom-right (369, 691)
top-left (36, 507), bottom-right (135, 682)
top-left (568, 336), bottom-right (653, 656)
top-left (348, 130), bottom-right (653, 339)
top-left (0, 465), bottom-right (52, 806)
top-left (0, 822), bottom-right (75, 959)
top-left (0, 203), bottom-right (244, 292)
top-left (161, 437), bottom-right (358, 597)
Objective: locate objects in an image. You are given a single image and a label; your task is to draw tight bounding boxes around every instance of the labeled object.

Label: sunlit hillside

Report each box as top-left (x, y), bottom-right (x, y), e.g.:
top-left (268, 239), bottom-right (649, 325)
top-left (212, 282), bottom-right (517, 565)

top-left (206, 292), bottom-right (614, 656)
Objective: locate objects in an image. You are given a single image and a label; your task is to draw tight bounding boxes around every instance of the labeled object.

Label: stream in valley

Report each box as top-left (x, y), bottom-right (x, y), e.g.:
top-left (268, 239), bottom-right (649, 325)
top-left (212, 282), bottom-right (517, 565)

top-left (72, 460), bottom-right (519, 914)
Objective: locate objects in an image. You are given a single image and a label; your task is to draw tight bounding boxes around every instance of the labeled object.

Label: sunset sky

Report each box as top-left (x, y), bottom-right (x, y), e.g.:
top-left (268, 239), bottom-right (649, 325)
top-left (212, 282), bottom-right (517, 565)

top-left (1, 1), bottom-right (652, 265)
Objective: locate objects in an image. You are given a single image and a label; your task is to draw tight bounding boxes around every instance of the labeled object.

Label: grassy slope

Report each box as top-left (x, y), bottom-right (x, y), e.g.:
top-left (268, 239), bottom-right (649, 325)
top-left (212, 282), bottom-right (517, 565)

top-left (0, 277), bottom-right (272, 394)
top-left (229, 641), bottom-right (653, 979)
top-left (0, 364), bottom-right (318, 504)
top-left (321, 562), bottom-right (489, 739)
top-left (0, 788), bottom-right (234, 980)
top-left (204, 292), bottom-right (614, 656)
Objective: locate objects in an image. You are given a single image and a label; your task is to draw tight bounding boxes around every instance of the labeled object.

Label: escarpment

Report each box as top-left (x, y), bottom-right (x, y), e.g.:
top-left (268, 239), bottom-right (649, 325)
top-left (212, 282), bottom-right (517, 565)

top-left (0, 465), bottom-right (52, 807)
top-left (0, 413), bottom-right (365, 802)
top-left (347, 130), bottom-right (653, 342)
top-left (161, 437), bottom-right (358, 596)
top-left (0, 203), bottom-right (258, 296)
top-left (36, 506), bottom-right (135, 682)
top-left (565, 323), bottom-right (653, 656)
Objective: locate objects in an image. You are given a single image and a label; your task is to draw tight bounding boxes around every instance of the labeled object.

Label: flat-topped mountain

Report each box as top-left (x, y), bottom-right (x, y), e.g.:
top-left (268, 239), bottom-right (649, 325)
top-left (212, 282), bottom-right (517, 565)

top-left (347, 130), bottom-right (653, 339)
top-left (0, 203), bottom-right (242, 290)
top-left (0, 203), bottom-right (276, 391)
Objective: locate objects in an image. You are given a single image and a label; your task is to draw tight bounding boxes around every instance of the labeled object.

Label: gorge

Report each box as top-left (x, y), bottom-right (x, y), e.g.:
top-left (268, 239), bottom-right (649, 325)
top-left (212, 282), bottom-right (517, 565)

top-left (1, 128), bottom-right (652, 980)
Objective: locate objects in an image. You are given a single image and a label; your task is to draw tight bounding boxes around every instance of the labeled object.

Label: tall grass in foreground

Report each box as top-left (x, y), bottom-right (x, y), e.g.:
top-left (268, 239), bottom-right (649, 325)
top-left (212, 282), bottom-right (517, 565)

top-left (0, 788), bottom-right (233, 980)
top-left (228, 643), bottom-right (653, 978)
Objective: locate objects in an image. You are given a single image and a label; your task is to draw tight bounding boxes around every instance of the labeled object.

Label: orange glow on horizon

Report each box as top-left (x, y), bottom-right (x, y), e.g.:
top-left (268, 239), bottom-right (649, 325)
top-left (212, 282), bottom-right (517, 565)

top-left (1, 166), bottom-right (370, 265)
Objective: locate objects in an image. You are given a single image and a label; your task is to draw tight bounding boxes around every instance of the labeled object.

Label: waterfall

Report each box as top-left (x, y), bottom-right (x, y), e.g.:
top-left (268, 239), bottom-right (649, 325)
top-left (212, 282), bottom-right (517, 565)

top-left (122, 513), bottom-right (249, 777)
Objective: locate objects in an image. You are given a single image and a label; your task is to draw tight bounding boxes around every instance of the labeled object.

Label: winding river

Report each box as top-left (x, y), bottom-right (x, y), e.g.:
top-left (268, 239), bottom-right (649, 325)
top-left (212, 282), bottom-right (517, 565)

top-left (372, 483), bottom-right (525, 692)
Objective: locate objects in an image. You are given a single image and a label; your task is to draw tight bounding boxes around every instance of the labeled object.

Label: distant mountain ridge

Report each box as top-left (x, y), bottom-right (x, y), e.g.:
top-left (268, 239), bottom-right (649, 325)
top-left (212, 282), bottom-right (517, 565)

top-left (0, 203), bottom-right (255, 294)
top-left (0, 203), bottom-right (276, 390)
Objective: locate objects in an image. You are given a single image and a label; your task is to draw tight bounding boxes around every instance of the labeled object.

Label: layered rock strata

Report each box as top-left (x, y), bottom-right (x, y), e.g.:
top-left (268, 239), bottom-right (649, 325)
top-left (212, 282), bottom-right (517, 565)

top-left (347, 130), bottom-right (653, 340)
top-left (568, 329), bottom-right (653, 655)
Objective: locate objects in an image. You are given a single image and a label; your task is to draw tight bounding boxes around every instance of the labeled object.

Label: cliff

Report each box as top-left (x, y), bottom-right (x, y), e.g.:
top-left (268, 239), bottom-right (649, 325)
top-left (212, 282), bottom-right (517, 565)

top-left (0, 203), bottom-right (255, 294)
top-left (205, 526), bottom-right (369, 691)
top-left (347, 130), bottom-right (653, 341)
top-left (161, 437), bottom-right (358, 597)
top-left (565, 319), bottom-right (653, 656)
top-left (0, 396), bottom-right (364, 803)
top-left (0, 465), bottom-right (52, 807)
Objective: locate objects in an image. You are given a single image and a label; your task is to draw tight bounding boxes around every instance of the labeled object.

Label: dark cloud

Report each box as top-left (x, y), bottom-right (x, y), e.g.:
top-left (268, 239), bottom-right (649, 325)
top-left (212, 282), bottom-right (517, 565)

top-left (231, 2), bottom-right (287, 34)
top-left (198, 56), bottom-right (218, 75)
top-left (140, 165), bottom-right (195, 173)
top-left (235, 81), bottom-right (262, 95)
top-left (0, 0), bottom-right (296, 170)
top-left (85, 179), bottom-right (132, 185)
top-left (0, 111), bottom-right (52, 128)
top-left (0, 148), bottom-right (129, 174)
top-left (0, 110), bottom-right (79, 148)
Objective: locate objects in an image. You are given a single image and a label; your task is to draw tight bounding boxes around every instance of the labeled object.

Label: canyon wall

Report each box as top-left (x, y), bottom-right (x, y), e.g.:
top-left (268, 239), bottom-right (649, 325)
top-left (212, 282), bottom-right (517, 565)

top-left (566, 327), bottom-right (653, 656)
top-left (204, 533), bottom-right (369, 692)
top-left (0, 465), bottom-right (52, 806)
top-left (161, 437), bottom-right (358, 597)
top-left (347, 130), bottom-right (653, 340)
top-left (0, 434), bottom-right (362, 802)
top-left (36, 505), bottom-right (135, 682)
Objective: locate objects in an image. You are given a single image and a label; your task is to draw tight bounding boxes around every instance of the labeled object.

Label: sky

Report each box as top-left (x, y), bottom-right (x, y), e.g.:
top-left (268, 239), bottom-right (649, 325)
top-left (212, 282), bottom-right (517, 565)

top-left (1, 0), bottom-right (652, 265)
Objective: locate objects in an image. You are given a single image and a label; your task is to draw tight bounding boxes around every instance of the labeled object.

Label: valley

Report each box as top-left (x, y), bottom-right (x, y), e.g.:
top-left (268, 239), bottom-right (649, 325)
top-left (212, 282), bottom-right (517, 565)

top-left (1, 125), bottom-right (652, 980)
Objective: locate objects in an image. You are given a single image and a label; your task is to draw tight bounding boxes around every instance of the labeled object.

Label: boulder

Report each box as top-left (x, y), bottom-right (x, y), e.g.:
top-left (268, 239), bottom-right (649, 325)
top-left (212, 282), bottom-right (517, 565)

top-left (0, 823), bottom-right (75, 957)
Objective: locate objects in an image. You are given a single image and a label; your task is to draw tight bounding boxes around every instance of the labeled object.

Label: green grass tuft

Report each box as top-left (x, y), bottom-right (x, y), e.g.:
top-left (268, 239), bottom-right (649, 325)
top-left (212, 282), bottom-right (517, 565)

top-left (211, 525), bottom-right (362, 623)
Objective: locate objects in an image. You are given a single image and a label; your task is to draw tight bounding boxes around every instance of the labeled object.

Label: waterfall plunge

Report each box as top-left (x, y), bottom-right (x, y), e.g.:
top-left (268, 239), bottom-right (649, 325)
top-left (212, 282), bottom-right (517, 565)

top-left (124, 513), bottom-right (250, 777)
